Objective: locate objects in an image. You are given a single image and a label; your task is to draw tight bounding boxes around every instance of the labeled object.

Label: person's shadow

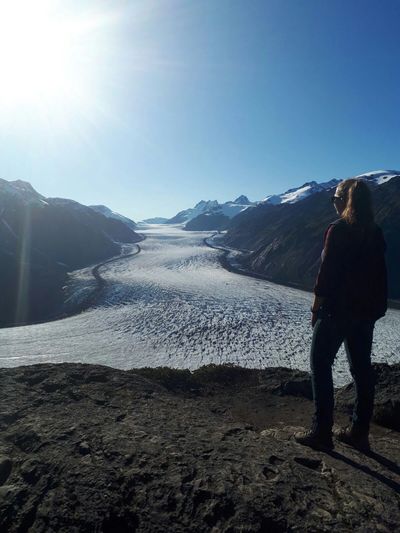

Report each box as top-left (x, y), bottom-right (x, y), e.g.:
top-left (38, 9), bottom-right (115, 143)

top-left (326, 448), bottom-right (400, 492)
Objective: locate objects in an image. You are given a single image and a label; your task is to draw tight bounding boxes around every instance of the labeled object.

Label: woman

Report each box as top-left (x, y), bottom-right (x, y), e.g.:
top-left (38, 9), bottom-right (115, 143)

top-left (295, 178), bottom-right (387, 452)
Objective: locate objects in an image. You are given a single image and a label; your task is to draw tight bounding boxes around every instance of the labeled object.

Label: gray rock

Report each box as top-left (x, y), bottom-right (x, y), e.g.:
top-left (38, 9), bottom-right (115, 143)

top-left (78, 441), bottom-right (91, 455)
top-left (0, 458), bottom-right (12, 486)
top-left (336, 363), bottom-right (400, 431)
top-left (0, 362), bottom-right (398, 532)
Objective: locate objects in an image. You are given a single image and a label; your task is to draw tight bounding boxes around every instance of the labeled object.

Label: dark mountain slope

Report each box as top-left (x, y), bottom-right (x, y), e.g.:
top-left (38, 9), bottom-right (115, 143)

top-left (185, 213), bottom-right (230, 231)
top-left (0, 181), bottom-right (141, 326)
top-left (223, 177), bottom-right (400, 298)
top-left (89, 204), bottom-right (137, 231)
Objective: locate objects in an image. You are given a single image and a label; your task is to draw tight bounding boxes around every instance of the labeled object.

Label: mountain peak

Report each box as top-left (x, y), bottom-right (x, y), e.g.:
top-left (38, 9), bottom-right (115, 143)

top-left (233, 195), bottom-right (250, 205)
top-left (194, 200), bottom-right (218, 209)
top-left (300, 181), bottom-right (318, 188)
top-left (262, 178), bottom-right (341, 206)
top-left (89, 204), bottom-right (136, 229)
top-left (0, 178), bottom-right (47, 206)
top-left (91, 204), bottom-right (108, 210)
top-left (10, 179), bottom-right (40, 195)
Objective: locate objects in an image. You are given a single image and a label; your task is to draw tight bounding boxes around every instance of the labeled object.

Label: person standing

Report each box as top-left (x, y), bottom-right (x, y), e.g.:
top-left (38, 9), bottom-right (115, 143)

top-left (295, 178), bottom-right (387, 452)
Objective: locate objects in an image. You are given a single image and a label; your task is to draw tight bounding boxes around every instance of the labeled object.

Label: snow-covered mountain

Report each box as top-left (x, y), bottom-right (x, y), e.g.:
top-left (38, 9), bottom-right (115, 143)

top-left (261, 178), bottom-right (341, 205)
top-left (167, 200), bottom-right (219, 224)
top-left (167, 196), bottom-right (255, 224)
top-left (170, 169), bottom-right (400, 231)
top-left (260, 170), bottom-right (400, 206)
top-left (164, 169), bottom-right (400, 226)
top-left (354, 170), bottom-right (400, 185)
top-left (89, 205), bottom-right (136, 231)
top-left (218, 195), bottom-right (256, 217)
top-left (149, 170), bottom-right (400, 225)
top-left (224, 172), bottom-right (400, 300)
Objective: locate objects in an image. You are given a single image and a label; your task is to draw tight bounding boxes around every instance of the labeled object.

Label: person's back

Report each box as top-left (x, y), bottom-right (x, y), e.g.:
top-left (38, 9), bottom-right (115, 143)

top-left (316, 218), bottom-right (387, 321)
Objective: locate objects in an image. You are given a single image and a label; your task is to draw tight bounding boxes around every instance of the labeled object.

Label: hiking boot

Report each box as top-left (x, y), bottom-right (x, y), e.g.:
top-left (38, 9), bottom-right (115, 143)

top-left (294, 428), bottom-right (334, 451)
top-left (334, 425), bottom-right (370, 452)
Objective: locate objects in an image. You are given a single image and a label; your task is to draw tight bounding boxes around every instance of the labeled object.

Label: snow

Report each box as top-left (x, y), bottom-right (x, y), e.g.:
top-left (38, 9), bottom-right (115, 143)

top-left (0, 225), bottom-right (399, 386)
top-left (219, 202), bottom-right (252, 218)
top-left (187, 200), bottom-right (219, 220)
top-left (259, 171), bottom-right (400, 207)
top-left (354, 170), bottom-right (400, 185)
top-left (261, 194), bottom-right (281, 205)
top-left (280, 184), bottom-right (313, 203)
top-left (375, 175), bottom-right (395, 185)
top-left (262, 186), bottom-right (314, 204)
top-left (261, 179), bottom-right (340, 205)
top-left (171, 197), bottom-right (254, 222)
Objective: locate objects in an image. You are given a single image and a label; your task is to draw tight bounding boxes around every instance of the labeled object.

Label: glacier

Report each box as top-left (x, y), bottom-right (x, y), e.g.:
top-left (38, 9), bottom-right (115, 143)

top-left (0, 224), bottom-right (399, 386)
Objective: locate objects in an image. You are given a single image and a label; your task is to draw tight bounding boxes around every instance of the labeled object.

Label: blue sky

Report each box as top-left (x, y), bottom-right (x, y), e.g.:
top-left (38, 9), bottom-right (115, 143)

top-left (1, 0), bottom-right (399, 220)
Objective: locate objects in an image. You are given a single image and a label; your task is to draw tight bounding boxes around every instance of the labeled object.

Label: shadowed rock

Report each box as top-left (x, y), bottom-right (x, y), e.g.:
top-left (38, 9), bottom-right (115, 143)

top-left (336, 363), bottom-right (400, 431)
top-left (0, 362), bottom-right (398, 532)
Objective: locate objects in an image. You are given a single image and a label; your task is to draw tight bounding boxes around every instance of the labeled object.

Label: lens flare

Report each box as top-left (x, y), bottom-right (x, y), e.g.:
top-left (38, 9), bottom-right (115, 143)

top-left (0, 0), bottom-right (117, 124)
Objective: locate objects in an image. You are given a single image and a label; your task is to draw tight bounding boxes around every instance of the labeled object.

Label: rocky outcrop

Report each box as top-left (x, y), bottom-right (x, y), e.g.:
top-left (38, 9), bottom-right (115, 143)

top-left (0, 362), bottom-right (398, 532)
top-left (336, 363), bottom-right (400, 431)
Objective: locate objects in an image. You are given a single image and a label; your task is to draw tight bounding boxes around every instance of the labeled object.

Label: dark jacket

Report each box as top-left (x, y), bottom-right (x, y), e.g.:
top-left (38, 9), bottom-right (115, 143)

top-left (314, 218), bottom-right (387, 320)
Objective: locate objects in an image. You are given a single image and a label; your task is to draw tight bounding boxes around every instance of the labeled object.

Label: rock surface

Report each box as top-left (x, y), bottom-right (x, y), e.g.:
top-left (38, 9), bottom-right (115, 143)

top-left (0, 362), bottom-right (399, 532)
top-left (336, 363), bottom-right (400, 431)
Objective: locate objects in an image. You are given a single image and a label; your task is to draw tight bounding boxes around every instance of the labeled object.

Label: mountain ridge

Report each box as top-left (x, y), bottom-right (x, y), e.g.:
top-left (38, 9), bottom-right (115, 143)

top-left (222, 175), bottom-right (400, 300)
top-left (0, 179), bottom-right (141, 326)
top-left (166, 196), bottom-right (255, 225)
top-left (89, 204), bottom-right (137, 231)
top-left (152, 169), bottom-right (400, 230)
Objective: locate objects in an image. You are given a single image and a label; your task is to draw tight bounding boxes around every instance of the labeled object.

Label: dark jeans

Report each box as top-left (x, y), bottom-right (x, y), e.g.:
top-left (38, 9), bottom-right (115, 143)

top-left (310, 313), bottom-right (376, 433)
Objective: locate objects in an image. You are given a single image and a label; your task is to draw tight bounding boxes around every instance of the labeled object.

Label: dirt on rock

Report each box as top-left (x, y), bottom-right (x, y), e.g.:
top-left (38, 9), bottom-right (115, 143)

top-left (0, 362), bottom-right (398, 532)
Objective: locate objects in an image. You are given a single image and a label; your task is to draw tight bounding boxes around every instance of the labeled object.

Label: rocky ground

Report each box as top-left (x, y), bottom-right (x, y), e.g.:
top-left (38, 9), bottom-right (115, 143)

top-left (0, 362), bottom-right (398, 532)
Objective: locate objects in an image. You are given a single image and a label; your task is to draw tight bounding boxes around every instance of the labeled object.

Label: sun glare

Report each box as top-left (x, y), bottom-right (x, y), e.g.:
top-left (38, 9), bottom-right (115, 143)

top-left (0, 0), bottom-right (113, 121)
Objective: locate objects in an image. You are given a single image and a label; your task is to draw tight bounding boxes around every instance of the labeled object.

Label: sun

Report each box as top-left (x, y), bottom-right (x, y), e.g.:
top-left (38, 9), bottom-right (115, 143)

top-left (0, 1), bottom-right (112, 120)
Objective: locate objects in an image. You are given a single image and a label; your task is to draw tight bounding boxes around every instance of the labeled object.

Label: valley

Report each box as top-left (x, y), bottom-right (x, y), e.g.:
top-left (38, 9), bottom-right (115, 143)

top-left (1, 225), bottom-right (399, 386)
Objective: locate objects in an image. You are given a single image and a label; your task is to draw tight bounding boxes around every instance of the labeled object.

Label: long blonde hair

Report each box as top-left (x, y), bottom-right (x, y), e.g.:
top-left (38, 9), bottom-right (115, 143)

top-left (336, 178), bottom-right (374, 226)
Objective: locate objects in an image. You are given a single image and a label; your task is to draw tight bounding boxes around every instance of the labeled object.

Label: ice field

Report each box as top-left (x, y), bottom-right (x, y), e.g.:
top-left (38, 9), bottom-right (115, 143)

top-left (1, 225), bottom-right (399, 385)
